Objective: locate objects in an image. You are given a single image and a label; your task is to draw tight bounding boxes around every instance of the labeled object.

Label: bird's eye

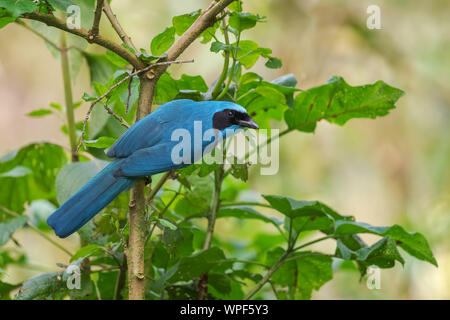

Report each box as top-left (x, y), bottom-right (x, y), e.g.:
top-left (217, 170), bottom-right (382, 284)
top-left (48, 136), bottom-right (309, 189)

top-left (227, 110), bottom-right (234, 117)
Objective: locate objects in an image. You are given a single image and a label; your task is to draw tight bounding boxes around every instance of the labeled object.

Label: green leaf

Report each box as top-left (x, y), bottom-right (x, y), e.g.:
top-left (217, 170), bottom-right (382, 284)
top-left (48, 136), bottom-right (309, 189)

top-left (0, 143), bottom-right (67, 214)
top-left (335, 221), bottom-right (437, 266)
top-left (229, 12), bottom-right (264, 32)
top-left (26, 109), bottom-right (53, 117)
top-left (234, 40), bottom-right (271, 69)
top-left (174, 175), bottom-right (213, 218)
top-left (210, 41), bottom-right (237, 53)
top-left (285, 76), bottom-right (405, 132)
top-left (172, 9), bottom-right (200, 35)
top-left (49, 102), bottom-right (63, 112)
top-left (151, 27), bottom-right (175, 56)
top-left (267, 248), bottom-right (332, 299)
top-left (84, 136), bottom-right (116, 149)
top-left (30, 20), bottom-right (86, 81)
top-left (0, 216), bottom-right (28, 246)
top-left (154, 72), bottom-right (179, 104)
top-left (294, 252), bottom-right (333, 299)
top-left (84, 52), bottom-right (118, 84)
top-left (70, 244), bottom-right (102, 262)
top-left (217, 206), bottom-right (282, 228)
top-left (47, 0), bottom-right (74, 11)
top-left (0, 0), bottom-right (37, 18)
top-left (28, 199), bottom-right (55, 230)
top-left (105, 50), bottom-right (129, 68)
top-left (159, 218), bottom-right (177, 231)
top-left (0, 280), bottom-right (19, 300)
top-left (14, 272), bottom-right (65, 300)
top-left (0, 166), bottom-right (31, 178)
top-left (0, 16), bottom-right (15, 28)
top-left (263, 195), bottom-right (352, 234)
top-left (171, 247), bottom-right (227, 282)
top-left (229, 163), bottom-right (248, 182)
top-left (336, 237), bottom-right (405, 274)
top-left (176, 74), bottom-right (208, 92)
top-left (55, 160), bottom-right (109, 204)
top-left (265, 57), bottom-right (282, 69)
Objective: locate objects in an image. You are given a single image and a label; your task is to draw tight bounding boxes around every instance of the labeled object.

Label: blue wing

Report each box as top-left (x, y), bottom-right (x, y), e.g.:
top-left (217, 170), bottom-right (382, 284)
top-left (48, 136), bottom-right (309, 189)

top-left (107, 99), bottom-right (196, 158)
top-left (119, 143), bottom-right (186, 177)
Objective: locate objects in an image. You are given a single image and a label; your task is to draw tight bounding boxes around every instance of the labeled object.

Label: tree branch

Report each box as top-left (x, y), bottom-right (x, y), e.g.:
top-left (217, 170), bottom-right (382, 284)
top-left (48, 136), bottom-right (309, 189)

top-left (89, 0), bottom-right (105, 39)
top-left (141, 0), bottom-right (236, 115)
top-left (22, 11), bottom-right (145, 69)
top-left (103, 0), bottom-right (137, 51)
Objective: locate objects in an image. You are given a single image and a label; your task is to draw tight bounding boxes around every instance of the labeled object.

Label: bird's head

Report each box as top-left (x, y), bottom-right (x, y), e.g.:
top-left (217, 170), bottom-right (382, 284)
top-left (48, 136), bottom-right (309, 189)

top-left (210, 101), bottom-right (259, 131)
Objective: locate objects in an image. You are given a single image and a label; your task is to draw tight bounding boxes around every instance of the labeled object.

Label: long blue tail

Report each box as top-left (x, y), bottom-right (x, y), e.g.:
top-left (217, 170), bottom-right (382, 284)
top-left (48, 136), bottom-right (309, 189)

top-left (47, 160), bottom-right (134, 238)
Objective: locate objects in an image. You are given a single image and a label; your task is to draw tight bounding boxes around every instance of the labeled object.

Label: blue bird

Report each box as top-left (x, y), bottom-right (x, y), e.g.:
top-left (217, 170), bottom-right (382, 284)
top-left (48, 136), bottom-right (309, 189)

top-left (47, 99), bottom-right (258, 238)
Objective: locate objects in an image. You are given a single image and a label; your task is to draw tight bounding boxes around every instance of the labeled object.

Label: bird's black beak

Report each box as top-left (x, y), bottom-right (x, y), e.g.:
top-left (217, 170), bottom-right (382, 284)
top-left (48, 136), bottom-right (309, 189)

top-left (237, 117), bottom-right (259, 129)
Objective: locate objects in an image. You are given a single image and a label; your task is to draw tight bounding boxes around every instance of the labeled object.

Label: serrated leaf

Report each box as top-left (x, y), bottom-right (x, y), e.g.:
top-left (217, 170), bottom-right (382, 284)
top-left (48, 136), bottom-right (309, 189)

top-left (171, 247), bottom-right (227, 282)
top-left (285, 76), bottom-right (405, 132)
top-left (334, 221), bottom-right (437, 266)
top-left (263, 195), bottom-right (352, 234)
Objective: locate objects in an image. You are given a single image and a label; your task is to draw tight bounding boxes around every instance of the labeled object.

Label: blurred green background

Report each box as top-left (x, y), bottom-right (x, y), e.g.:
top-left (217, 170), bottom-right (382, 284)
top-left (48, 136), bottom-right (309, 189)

top-left (0, 0), bottom-right (449, 299)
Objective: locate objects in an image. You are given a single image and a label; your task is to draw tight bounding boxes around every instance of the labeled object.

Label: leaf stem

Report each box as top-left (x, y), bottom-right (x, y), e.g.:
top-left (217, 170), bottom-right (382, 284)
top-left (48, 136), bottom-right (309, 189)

top-left (0, 205), bottom-right (74, 256)
top-left (211, 17), bottom-right (230, 99)
top-left (60, 30), bottom-right (78, 162)
top-left (244, 249), bottom-right (292, 300)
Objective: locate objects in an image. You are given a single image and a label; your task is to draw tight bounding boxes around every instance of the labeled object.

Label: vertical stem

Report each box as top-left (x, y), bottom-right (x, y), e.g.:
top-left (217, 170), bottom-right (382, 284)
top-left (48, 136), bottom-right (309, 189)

top-left (127, 76), bottom-right (154, 300)
top-left (211, 17), bottom-right (230, 99)
top-left (198, 162), bottom-right (225, 300)
top-left (203, 164), bottom-right (224, 250)
top-left (59, 31), bottom-right (78, 162)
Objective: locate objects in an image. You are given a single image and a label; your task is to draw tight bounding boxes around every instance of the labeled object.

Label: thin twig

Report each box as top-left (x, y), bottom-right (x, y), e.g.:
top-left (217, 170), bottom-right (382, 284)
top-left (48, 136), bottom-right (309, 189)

top-left (126, 69), bottom-right (135, 115)
top-left (147, 170), bottom-right (174, 201)
top-left (77, 59), bottom-right (194, 152)
top-left (23, 11), bottom-right (145, 69)
top-left (89, 0), bottom-right (105, 40)
top-left (244, 250), bottom-right (291, 300)
top-left (15, 19), bottom-right (61, 51)
top-left (103, 0), bottom-right (137, 51)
